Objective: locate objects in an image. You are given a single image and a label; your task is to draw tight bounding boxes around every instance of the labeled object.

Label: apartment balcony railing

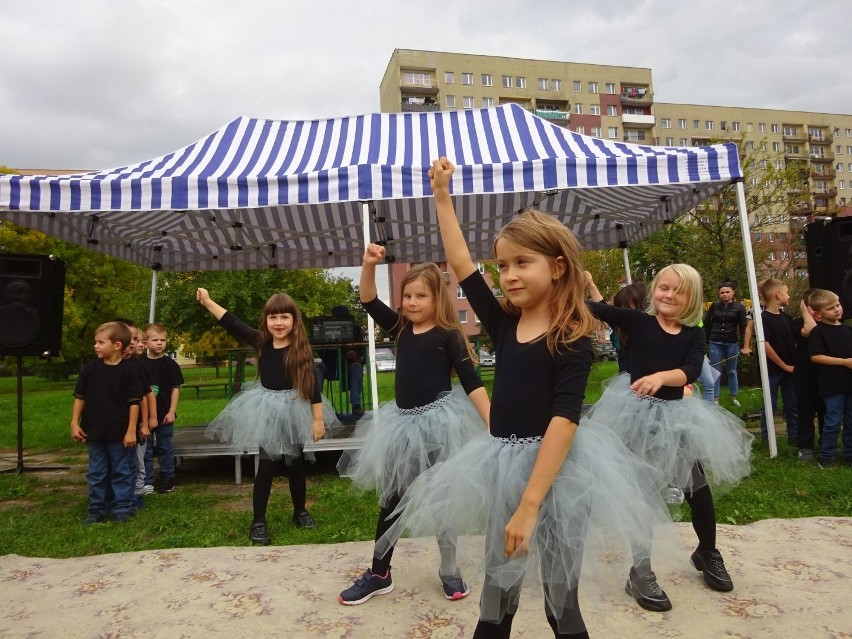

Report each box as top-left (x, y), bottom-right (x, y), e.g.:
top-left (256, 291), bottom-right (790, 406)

top-left (534, 109), bottom-right (570, 121)
top-left (401, 102), bottom-right (440, 112)
top-left (621, 113), bottom-right (655, 128)
top-left (791, 203), bottom-right (814, 216)
top-left (813, 187), bottom-right (838, 197)
top-left (808, 134), bottom-right (833, 145)
top-left (810, 169), bottom-right (836, 180)
top-left (809, 152), bottom-right (835, 163)
top-left (782, 132), bottom-right (808, 144)
top-left (784, 150), bottom-right (809, 161)
top-left (399, 80), bottom-right (439, 95)
top-left (620, 88), bottom-right (653, 105)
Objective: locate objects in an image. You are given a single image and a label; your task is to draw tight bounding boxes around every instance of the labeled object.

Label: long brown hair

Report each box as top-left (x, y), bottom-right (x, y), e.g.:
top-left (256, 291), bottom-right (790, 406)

top-left (493, 210), bottom-right (595, 353)
top-left (396, 262), bottom-right (478, 365)
top-left (257, 293), bottom-right (315, 400)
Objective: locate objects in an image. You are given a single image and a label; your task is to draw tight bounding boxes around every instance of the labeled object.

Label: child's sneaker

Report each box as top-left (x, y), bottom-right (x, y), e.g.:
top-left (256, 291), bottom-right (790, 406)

top-left (338, 569), bottom-right (394, 605)
top-left (797, 449), bottom-right (815, 462)
top-left (292, 510), bottom-right (317, 528)
top-left (156, 478), bottom-right (176, 494)
top-left (249, 521), bottom-right (271, 545)
top-left (141, 484), bottom-right (155, 495)
top-left (439, 569), bottom-right (470, 600)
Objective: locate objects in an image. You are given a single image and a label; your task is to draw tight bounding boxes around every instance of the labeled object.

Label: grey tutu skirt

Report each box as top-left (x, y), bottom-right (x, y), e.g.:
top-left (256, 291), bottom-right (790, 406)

top-left (375, 426), bottom-right (668, 631)
top-left (205, 383), bottom-right (342, 463)
top-left (581, 374), bottom-right (753, 493)
top-left (337, 386), bottom-right (486, 507)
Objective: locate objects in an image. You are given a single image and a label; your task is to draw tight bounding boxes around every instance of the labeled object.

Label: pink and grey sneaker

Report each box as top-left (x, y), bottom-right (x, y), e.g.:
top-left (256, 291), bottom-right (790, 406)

top-left (338, 569), bottom-right (394, 605)
top-left (440, 569), bottom-right (470, 601)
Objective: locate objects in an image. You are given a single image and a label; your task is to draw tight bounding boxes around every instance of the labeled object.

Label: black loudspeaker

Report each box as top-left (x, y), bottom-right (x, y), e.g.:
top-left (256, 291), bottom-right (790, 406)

top-left (0, 254), bottom-right (66, 357)
top-left (805, 217), bottom-right (852, 319)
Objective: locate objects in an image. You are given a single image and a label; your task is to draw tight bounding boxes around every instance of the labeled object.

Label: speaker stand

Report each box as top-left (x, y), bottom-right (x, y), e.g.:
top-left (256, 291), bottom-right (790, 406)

top-left (0, 356), bottom-right (69, 474)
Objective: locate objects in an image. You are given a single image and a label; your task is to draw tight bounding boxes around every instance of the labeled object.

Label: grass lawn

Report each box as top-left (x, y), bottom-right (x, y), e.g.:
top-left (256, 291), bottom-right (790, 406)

top-left (1, 363), bottom-right (849, 558)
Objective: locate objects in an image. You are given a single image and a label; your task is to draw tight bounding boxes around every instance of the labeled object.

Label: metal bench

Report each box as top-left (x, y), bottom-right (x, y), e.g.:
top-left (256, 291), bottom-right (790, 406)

top-left (172, 426), bottom-right (259, 484)
top-left (182, 382), bottom-right (230, 398)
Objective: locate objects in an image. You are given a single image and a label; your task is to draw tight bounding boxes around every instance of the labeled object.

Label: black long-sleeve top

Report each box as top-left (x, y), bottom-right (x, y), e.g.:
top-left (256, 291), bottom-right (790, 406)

top-left (459, 272), bottom-right (592, 437)
top-left (219, 311), bottom-right (320, 404)
top-left (704, 300), bottom-right (748, 345)
top-left (589, 302), bottom-right (704, 401)
top-left (362, 297), bottom-right (483, 409)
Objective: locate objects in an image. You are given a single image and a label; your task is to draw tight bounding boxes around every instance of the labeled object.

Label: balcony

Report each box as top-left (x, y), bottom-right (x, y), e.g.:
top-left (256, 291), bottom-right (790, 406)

top-left (620, 87), bottom-right (653, 106)
top-left (813, 187), bottom-right (838, 198)
top-left (791, 202), bottom-right (814, 216)
top-left (810, 169), bottom-right (836, 180)
top-left (399, 80), bottom-right (439, 95)
top-left (808, 134), bottom-right (833, 145)
top-left (809, 152), bottom-right (835, 163)
top-left (535, 109), bottom-right (570, 122)
top-left (621, 113), bottom-right (655, 127)
top-left (782, 132), bottom-right (808, 144)
top-left (401, 102), bottom-right (440, 112)
top-left (784, 149), bottom-right (810, 161)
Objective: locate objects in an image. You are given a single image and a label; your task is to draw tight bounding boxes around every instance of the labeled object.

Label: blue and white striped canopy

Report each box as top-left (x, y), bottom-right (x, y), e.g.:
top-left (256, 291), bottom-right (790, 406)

top-left (0, 104), bottom-right (742, 271)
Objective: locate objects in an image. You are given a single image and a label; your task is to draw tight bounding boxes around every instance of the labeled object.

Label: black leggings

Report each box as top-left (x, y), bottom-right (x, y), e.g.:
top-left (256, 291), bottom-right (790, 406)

top-left (252, 453), bottom-right (306, 523)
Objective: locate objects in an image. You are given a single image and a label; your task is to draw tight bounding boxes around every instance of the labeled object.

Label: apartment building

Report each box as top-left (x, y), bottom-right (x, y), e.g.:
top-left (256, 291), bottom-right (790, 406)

top-left (380, 48), bottom-right (852, 288)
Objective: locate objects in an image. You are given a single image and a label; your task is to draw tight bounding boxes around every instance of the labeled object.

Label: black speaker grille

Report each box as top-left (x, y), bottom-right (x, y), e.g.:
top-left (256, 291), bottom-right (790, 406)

top-left (0, 303), bottom-right (40, 347)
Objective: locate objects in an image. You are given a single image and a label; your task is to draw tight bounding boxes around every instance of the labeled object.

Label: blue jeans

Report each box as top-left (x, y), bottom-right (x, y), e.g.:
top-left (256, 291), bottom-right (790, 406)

top-left (153, 423), bottom-right (175, 480)
top-left (697, 356), bottom-right (716, 402)
top-left (820, 393), bottom-right (852, 464)
top-left (143, 436), bottom-right (155, 486)
top-left (760, 371), bottom-right (798, 441)
top-left (348, 361), bottom-right (363, 407)
top-left (87, 441), bottom-right (135, 518)
top-left (709, 341), bottom-right (740, 399)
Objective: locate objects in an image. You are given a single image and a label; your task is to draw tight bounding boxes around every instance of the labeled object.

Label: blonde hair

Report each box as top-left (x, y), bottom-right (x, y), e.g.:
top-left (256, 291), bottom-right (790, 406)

top-left (144, 323), bottom-right (168, 338)
top-left (396, 263), bottom-right (477, 364)
top-left (94, 321), bottom-right (132, 351)
top-left (646, 264), bottom-right (704, 327)
top-left (257, 293), bottom-right (315, 400)
top-left (807, 288), bottom-right (839, 312)
top-left (758, 278), bottom-right (786, 304)
top-left (493, 209), bottom-right (595, 352)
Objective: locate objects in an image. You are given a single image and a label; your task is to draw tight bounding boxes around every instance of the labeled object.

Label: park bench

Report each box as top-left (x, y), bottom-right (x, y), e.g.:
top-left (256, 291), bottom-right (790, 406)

top-left (172, 426), bottom-right (258, 484)
top-left (182, 382), bottom-right (230, 398)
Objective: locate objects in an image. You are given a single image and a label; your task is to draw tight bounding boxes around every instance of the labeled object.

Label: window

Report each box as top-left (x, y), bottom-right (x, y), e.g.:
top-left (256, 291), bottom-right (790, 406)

top-left (605, 82), bottom-right (616, 94)
top-left (772, 142), bottom-right (781, 151)
top-left (502, 75), bottom-right (512, 88)
top-left (589, 104), bottom-right (600, 115)
top-left (591, 126), bottom-right (602, 137)
top-left (608, 126), bottom-right (619, 138)
top-left (481, 73), bottom-right (493, 87)
top-left (841, 180), bottom-right (846, 189)
top-left (680, 138), bottom-right (688, 146)
top-left (445, 95), bottom-right (456, 108)
top-left (847, 128), bottom-right (852, 137)
top-left (482, 97), bottom-right (494, 108)
top-left (550, 79), bottom-right (562, 91)
top-left (575, 125), bottom-right (585, 135)
top-left (754, 232), bottom-right (761, 241)
top-left (768, 232), bottom-right (774, 242)
top-left (459, 310), bottom-right (468, 323)
top-left (538, 78), bottom-right (548, 90)
top-left (759, 123), bottom-right (766, 133)
top-left (808, 127), bottom-right (823, 139)
top-left (693, 119), bottom-right (700, 130)
top-left (771, 123), bottom-right (779, 133)
top-left (476, 262), bottom-right (485, 273)
top-left (574, 103), bottom-right (583, 115)
top-left (783, 126), bottom-right (798, 136)
top-left (732, 122), bottom-right (740, 132)
top-left (847, 146), bottom-right (852, 154)
top-left (747, 123), bottom-right (754, 133)
top-left (746, 141), bottom-right (754, 150)
top-left (456, 286), bottom-right (466, 299)
top-left (515, 76), bottom-right (526, 88)
top-left (665, 137), bottom-right (675, 146)
top-left (463, 96), bottom-right (474, 109)
top-left (402, 71), bottom-right (432, 86)
top-left (721, 121), bottom-right (727, 131)
top-left (705, 121), bottom-right (714, 130)
top-left (775, 160), bottom-right (782, 169)
top-left (768, 252), bottom-right (777, 261)
top-left (838, 163), bottom-right (845, 172)
top-left (749, 177), bottom-right (758, 187)
top-left (780, 233), bottom-right (788, 242)
top-left (761, 141), bottom-right (767, 151)
top-left (625, 130), bottom-right (646, 141)
top-left (837, 145), bottom-right (843, 154)
top-left (444, 72), bottom-right (454, 84)
top-left (588, 81), bottom-right (599, 93)
top-left (661, 118), bottom-right (671, 129)
top-left (573, 80), bottom-right (582, 92)
top-left (679, 119), bottom-right (687, 129)
top-left (461, 72), bottom-right (473, 85)
top-left (607, 104), bottom-right (617, 116)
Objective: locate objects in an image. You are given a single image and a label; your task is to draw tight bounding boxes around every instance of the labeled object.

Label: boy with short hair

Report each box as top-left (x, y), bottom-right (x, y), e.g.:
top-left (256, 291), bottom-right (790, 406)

top-left (793, 291), bottom-right (825, 461)
top-left (143, 323), bottom-right (184, 493)
top-left (807, 289), bottom-right (852, 468)
top-left (71, 322), bottom-right (148, 523)
top-left (758, 279), bottom-right (798, 444)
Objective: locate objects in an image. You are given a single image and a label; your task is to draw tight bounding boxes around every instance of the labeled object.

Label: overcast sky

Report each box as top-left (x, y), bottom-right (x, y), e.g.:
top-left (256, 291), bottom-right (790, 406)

top-left (3, 0), bottom-right (851, 297)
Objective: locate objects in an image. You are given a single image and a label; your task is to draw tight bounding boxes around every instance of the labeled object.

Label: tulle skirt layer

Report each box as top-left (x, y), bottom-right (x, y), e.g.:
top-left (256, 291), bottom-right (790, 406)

top-left (375, 426), bottom-right (669, 631)
top-left (337, 386), bottom-right (486, 507)
top-left (581, 374), bottom-right (753, 493)
top-left (205, 383), bottom-right (341, 463)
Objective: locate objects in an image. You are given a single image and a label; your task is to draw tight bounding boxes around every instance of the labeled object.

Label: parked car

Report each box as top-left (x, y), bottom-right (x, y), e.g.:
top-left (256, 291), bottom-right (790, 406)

top-left (479, 350), bottom-right (496, 367)
top-left (373, 348), bottom-right (396, 372)
top-left (593, 341), bottom-right (617, 362)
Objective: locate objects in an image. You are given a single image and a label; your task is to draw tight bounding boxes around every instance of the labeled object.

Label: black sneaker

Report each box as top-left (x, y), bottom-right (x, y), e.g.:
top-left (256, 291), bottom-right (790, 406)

top-left (292, 510), bottom-right (317, 528)
top-left (84, 513), bottom-right (108, 525)
top-left (439, 569), bottom-right (470, 601)
top-left (797, 449), bottom-right (815, 462)
top-left (338, 569), bottom-right (394, 605)
top-left (690, 549), bottom-right (734, 591)
top-left (249, 521), bottom-right (271, 545)
top-left (156, 478), bottom-right (176, 494)
top-left (624, 566), bottom-right (672, 611)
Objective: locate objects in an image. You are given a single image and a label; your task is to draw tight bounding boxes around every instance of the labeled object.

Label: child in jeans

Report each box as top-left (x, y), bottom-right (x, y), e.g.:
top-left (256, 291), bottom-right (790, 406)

top-left (757, 279), bottom-right (798, 444)
top-left (71, 322), bottom-right (148, 523)
top-left (793, 291), bottom-right (825, 461)
top-left (142, 323), bottom-right (185, 493)
top-left (807, 289), bottom-right (852, 468)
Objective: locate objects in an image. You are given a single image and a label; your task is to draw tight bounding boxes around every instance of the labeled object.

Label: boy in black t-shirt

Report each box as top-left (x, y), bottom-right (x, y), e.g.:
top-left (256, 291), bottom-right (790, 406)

top-left (807, 290), bottom-right (852, 468)
top-left (758, 279), bottom-right (798, 444)
top-left (71, 322), bottom-right (147, 523)
top-left (142, 323), bottom-right (184, 493)
top-left (793, 292), bottom-right (825, 461)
